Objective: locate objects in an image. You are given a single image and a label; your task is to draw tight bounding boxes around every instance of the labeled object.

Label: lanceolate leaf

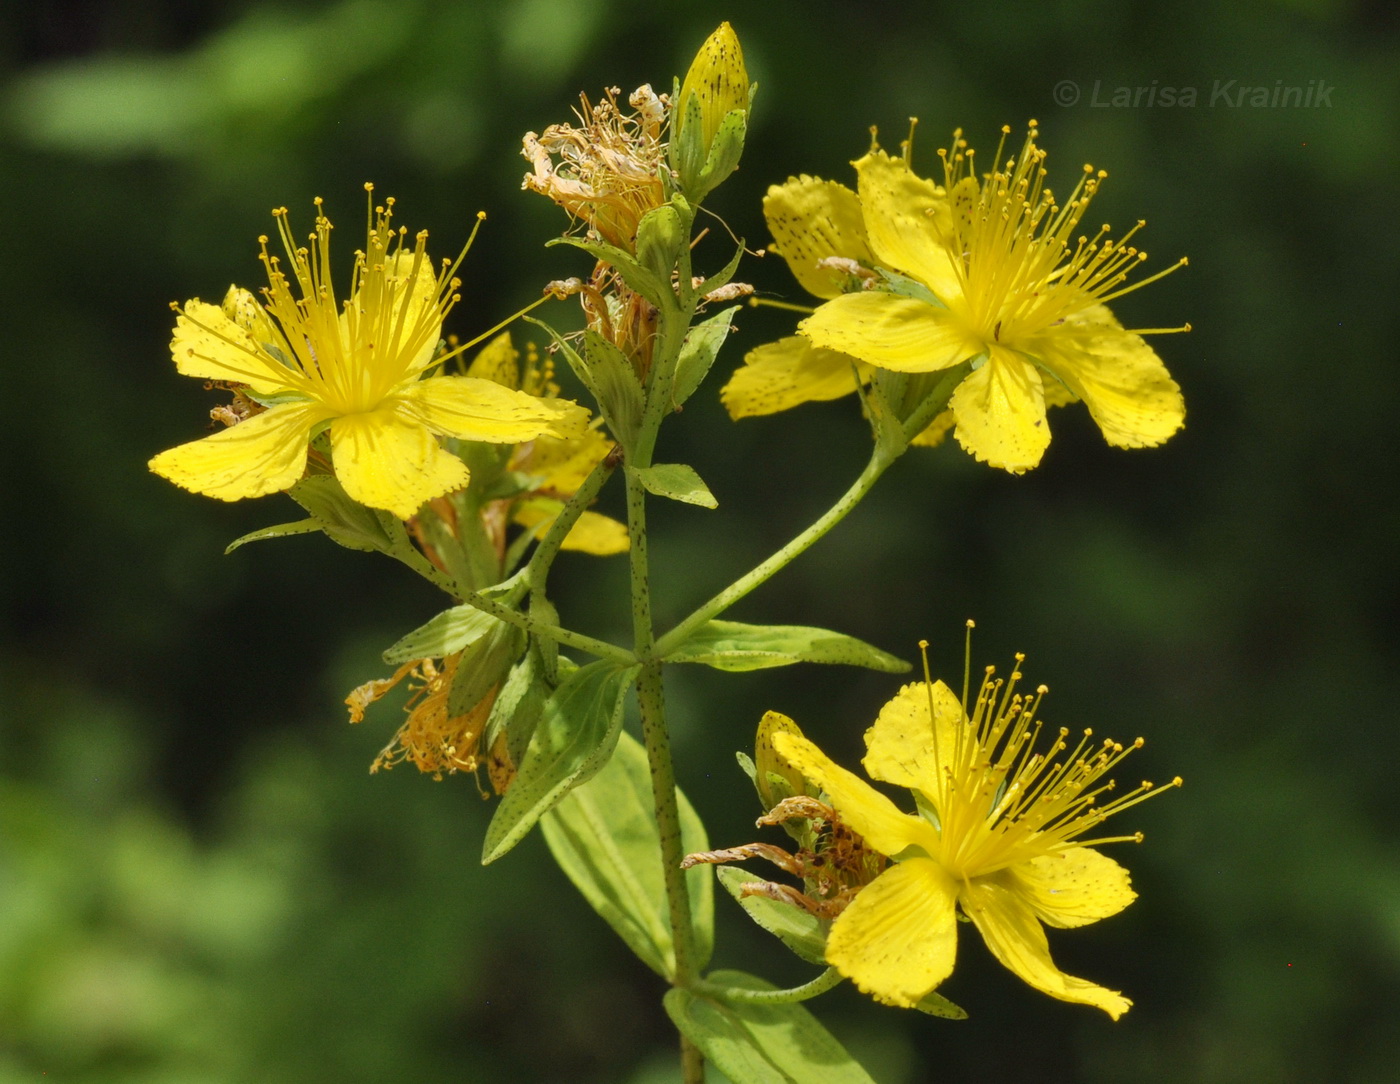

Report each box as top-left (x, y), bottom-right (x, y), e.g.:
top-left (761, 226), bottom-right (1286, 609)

top-left (541, 730), bottom-right (713, 979)
top-left (224, 518), bottom-right (322, 553)
top-left (481, 660), bottom-right (638, 864)
top-left (672, 304), bottom-right (740, 410)
top-left (667, 621), bottom-right (909, 673)
top-left (664, 970), bottom-right (875, 1084)
top-left (628, 463), bottom-right (718, 508)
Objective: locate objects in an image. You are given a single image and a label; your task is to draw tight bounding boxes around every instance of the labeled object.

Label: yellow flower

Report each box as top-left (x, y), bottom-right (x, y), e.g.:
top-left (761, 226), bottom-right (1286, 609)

top-left (466, 333), bottom-right (629, 556)
top-left (720, 175), bottom-right (951, 448)
top-left (798, 125), bottom-right (1187, 471)
top-left (149, 190), bottom-right (587, 519)
top-left (773, 655), bottom-right (1180, 1017)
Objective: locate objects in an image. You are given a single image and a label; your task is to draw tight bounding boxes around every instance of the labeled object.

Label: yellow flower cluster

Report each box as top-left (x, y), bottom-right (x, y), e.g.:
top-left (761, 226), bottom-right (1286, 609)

top-left (150, 190), bottom-right (587, 519)
top-left (726, 125), bottom-right (1187, 470)
top-left (764, 651), bottom-right (1180, 1017)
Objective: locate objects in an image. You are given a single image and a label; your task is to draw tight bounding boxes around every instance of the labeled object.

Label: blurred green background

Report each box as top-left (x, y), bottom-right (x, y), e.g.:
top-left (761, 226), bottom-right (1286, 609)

top-left (2, 0), bottom-right (1398, 1080)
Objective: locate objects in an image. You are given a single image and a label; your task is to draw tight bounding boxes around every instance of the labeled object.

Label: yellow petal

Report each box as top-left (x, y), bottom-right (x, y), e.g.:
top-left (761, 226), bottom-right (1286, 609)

top-left (763, 177), bottom-right (874, 299)
top-left (170, 299), bottom-right (294, 396)
top-left (754, 709), bottom-right (809, 807)
top-left (772, 732), bottom-right (935, 858)
top-left (861, 681), bottom-right (962, 796)
top-left (148, 401), bottom-right (325, 501)
top-left (800, 293), bottom-right (979, 373)
top-left (826, 857), bottom-right (959, 1008)
top-left (961, 877), bottom-right (1133, 1019)
top-left (720, 337), bottom-right (870, 419)
top-left (949, 346), bottom-right (1050, 472)
top-left (514, 427), bottom-right (613, 496)
top-left (1009, 848), bottom-right (1136, 929)
top-left (678, 21), bottom-right (749, 152)
top-left (910, 408), bottom-right (954, 448)
top-left (1030, 304), bottom-right (1185, 449)
top-left (330, 407), bottom-right (468, 519)
top-left (853, 150), bottom-right (961, 299)
top-left (512, 499), bottom-right (629, 555)
top-left (398, 376), bottom-right (589, 443)
top-left (465, 331), bottom-right (520, 389)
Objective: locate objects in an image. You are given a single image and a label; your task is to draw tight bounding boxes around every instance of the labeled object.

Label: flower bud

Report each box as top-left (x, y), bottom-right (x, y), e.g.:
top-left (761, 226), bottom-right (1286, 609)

top-left (676, 22), bottom-right (749, 160)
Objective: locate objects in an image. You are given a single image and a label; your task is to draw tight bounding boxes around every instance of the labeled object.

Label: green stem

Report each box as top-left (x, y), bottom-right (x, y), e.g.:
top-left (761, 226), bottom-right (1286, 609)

top-left (523, 455), bottom-right (616, 583)
top-left (654, 446), bottom-right (896, 657)
top-left (626, 321), bottom-right (703, 1083)
top-left (455, 588), bottom-right (634, 666)
top-left (695, 967), bottom-right (844, 1005)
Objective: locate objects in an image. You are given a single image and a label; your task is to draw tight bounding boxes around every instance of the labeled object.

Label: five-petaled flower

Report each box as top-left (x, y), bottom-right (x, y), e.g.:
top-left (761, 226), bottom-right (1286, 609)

top-left (773, 653), bottom-right (1180, 1017)
top-left (149, 189), bottom-right (587, 519)
top-left (740, 124), bottom-right (1187, 471)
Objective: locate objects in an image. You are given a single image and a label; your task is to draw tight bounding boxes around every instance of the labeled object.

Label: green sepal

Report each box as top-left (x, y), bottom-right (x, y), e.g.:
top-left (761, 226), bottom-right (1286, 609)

top-left (735, 750), bottom-right (758, 786)
top-left (688, 240), bottom-right (746, 307)
top-left (685, 108), bottom-right (748, 206)
top-left (447, 619), bottom-right (525, 717)
top-left (529, 593), bottom-right (562, 684)
top-left (636, 203), bottom-right (687, 284)
top-left (664, 970), bottom-right (876, 1084)
top-left (224, 518), bottom-right (322, 553)
top-left (668, 89), bottom-right (708, 200)
top-left (528, 317), bottom-right (643, 452)
top-left (481, 660), bottom-right (639, 864)
top-left (381, 604), bottom-right (503, 665)
top-left (482, 649), bottom-right (550, 770)
top-left (581, 331), bottom-right (645, 450)
top-left (540, 730), bottom-right (713, 979)
top-left (547, 236), bottom-right (669, 309)
top-left (671, 304), bottom-right (739, 410)
top-left (667, 620), bottom-right (909, 673)
top-left (287, 475), bottom-right (400, 554)
top-left (716, 867), bottom-right (828, 965)
top-left (626, 463), bottom-right (717, 508)
top-left (915, 989), bottom-right (968, 1020)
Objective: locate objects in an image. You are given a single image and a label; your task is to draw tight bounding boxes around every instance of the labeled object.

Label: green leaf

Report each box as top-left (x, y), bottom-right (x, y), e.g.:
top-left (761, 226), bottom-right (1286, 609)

top-left (628, 463), bottom-right (717, 509)
top-left (482, 660), bottom-right (639, 863)
top-left (665, 970), bottom-right (875, 1084)
top-left (667, 621), bottom-right (909, 673)
top-left (671, 304), bottom-right (739, 410)
top-left (716, 867), bottom-right (828, 966)
top-left (540, 730), bottom-right (713, 979)
top-left (224, 518), bottom-right (322, 553)
top-left (382, 605), bottom-right (503, 665)
top-left (548, 236), bottom-right (669, 309)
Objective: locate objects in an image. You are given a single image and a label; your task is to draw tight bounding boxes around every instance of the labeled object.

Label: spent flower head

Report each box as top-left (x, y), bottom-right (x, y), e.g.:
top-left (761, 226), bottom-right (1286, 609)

top-left (771, 634), bottom-right (1180, 1016)
top-left (150, 189), bottom-right (587, 519)
top-left (522, 85), bottom-right (670, 251)
top-left (347, 653), bottom-right (509, 787)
